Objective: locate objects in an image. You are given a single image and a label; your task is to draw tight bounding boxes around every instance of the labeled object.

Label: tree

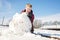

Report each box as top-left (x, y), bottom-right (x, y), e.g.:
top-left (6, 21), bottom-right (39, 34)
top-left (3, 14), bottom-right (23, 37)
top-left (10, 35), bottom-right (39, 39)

top-left (53, 21), bottom-right (58, 27)
top-left (33, 19), bottom-right (42, 28)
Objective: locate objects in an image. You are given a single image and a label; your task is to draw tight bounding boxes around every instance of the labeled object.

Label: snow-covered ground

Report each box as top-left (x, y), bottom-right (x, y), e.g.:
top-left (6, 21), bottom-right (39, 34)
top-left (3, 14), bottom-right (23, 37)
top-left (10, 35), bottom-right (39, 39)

top-left (34, 29), bottom-right (60, 38)
top-left (40, 25), bottom-right (60, 29)
top-left (0, 26), bottom-right (58, 40)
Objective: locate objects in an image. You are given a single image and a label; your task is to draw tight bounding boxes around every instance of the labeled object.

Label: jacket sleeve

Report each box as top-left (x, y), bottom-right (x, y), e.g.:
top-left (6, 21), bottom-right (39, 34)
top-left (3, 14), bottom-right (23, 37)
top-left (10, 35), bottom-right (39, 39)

top-left (31, 13), bottom-right (34, 23)
top-left (21, 9), bottom-right (26, 13)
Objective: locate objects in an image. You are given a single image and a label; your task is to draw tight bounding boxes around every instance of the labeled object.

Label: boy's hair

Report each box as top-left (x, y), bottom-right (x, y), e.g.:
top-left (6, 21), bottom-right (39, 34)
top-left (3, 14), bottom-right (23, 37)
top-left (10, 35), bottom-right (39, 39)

top-left (26, 3), bottom-right (32, 8)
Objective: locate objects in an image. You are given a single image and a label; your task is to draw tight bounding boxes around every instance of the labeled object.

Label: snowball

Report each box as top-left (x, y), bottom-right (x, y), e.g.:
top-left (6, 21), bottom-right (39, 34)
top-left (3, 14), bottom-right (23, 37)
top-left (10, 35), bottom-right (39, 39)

top-left (9, 12), bottom-right (32, 35)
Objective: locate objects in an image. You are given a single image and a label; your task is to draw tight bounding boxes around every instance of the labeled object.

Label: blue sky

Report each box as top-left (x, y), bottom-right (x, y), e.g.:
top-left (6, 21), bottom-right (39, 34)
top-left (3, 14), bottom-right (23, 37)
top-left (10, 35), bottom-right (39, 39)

top-left (0, 0), bottom-right (60, 18)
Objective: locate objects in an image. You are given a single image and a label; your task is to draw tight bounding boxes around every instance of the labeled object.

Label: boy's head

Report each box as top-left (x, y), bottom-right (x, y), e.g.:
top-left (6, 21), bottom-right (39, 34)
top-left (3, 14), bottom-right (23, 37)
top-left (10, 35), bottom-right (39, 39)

top-left (25, 3), bottom-right (32, 13)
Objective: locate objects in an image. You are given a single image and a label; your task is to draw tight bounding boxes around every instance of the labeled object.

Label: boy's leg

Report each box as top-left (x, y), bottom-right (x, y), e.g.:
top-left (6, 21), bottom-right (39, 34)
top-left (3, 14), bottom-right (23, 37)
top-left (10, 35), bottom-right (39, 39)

top-left (30, 24), bottom-right (34, 33)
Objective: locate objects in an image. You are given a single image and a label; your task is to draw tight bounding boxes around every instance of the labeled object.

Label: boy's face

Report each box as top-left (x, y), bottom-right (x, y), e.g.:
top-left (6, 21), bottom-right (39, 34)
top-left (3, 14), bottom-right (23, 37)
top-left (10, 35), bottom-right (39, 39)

top-left (26, 6), bottom-right (32, 13)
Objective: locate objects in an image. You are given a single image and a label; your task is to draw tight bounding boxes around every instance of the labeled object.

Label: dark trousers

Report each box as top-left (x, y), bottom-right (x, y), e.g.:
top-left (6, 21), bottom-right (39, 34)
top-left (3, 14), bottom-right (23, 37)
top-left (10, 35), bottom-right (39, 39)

top-left (30, 24), bottom-right (34, 33)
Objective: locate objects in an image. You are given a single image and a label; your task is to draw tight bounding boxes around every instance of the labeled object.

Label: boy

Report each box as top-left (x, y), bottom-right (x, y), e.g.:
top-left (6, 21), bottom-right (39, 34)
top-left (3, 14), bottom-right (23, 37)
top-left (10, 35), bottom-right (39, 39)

top-left (21, 3), bottom-right (34, 33)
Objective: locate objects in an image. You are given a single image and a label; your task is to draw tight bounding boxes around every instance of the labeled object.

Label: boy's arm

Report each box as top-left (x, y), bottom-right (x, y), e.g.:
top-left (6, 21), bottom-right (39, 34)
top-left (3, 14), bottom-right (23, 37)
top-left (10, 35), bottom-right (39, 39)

top-left (21, 9), bottom-right (26, 13)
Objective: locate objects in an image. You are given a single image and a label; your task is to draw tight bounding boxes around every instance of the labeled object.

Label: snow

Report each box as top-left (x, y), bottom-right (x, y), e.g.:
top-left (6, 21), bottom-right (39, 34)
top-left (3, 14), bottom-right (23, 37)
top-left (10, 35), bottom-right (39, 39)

top-left (0, 32), bottom-right (51, 40)
top-left (0, 13), bottom-right (59, 40)
top-left (0, 27), bottom-right (59, 40)
top-left (34, 29), bottom-right (60, 38)
top-left (40, 25), bottom-right (60, 29)
top-left (0, 18), bottom-right (10, 25)
top-left (37, 13), bottom-right (60, 23)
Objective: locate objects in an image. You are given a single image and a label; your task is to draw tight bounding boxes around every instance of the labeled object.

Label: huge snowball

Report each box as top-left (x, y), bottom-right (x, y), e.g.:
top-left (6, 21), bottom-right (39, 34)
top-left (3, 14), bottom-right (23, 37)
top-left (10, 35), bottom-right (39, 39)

top-left (9, 12), bottom-right (32, 35)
